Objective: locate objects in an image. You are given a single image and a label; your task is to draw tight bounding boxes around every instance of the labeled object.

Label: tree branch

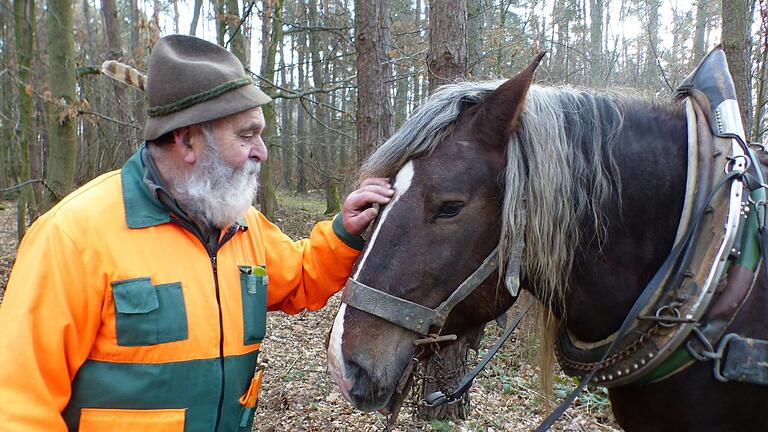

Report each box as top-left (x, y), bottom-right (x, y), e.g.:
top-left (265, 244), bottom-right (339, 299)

top-left (247, 70), bottom-right (354, 117)
top-left (268, 142), bottom-right (344, 181)
top-left (646, 26), bottom-right (674, 93)
top-left (299, 97), bottom-right (355, 141)
top-left (225, 0), bottom-right (257, 49)
top-left (78, 110), bottom-right (141, 129)
top-left (0, 178), bottom-right (42, 193)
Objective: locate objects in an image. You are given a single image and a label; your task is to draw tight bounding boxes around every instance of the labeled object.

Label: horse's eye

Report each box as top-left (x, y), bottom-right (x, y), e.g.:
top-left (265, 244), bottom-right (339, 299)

top-left (435, 201), bottom-right (465, 219)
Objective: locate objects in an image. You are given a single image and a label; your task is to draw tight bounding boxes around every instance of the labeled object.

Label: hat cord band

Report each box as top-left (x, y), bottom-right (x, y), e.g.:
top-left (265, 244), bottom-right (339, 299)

top-left (147, 76), bottom-right (254, 118)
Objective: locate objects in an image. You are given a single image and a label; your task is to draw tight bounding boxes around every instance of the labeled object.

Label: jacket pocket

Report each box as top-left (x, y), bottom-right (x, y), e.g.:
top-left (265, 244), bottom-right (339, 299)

top-left (79, 408), bottom-right (185, 432)
top-left (239, 265), bottom-right (267, 345)
top-left (111, 278), bottom-right (188, 346)
top-left (236, 371), bottom-right (263, 431)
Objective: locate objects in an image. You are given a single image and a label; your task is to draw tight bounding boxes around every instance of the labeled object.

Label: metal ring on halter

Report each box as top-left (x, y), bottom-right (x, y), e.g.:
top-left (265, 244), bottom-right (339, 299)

top-left (713, 333), bottom-right (740, 382)
top-left (687, 326), bottom-right (717, 361)
top-left (655, 302), bottom-right (683, 328)
top-left (724, 154), bottom-right (750, 175)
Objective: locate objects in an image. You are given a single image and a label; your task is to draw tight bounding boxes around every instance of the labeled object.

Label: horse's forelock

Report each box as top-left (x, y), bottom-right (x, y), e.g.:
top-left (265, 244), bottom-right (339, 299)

top-left (359, 81), bottom-right (504, 181)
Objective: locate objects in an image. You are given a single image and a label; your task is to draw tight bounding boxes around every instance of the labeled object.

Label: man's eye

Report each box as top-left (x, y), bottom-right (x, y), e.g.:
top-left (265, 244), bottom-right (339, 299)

top-left (435, 202), bottom-right (464, 219)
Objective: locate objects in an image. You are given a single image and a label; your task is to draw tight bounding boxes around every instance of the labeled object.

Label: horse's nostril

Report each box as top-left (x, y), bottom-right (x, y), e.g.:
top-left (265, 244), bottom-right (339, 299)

top-left (346, 360), bottom-right (367, 388)
top-left (346, 360), bottom-right (382, 410)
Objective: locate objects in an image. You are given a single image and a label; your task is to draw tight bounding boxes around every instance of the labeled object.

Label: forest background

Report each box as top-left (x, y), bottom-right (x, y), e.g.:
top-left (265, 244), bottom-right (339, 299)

top-left (0, 0), bottom-right (762, 429)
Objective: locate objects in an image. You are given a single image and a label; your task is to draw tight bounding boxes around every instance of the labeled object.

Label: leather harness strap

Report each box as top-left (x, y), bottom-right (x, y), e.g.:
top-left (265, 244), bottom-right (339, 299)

top-left (341, 247), bottom-right (501, 336)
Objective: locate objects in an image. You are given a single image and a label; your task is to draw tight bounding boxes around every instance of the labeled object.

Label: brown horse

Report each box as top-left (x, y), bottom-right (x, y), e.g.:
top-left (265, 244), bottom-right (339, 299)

top-left (327, 55), bottom-right (768, 430)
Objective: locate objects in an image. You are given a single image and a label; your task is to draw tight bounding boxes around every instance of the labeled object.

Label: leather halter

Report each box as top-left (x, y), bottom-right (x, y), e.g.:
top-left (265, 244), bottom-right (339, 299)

top-left (341, 247), bottom-right (501, 336)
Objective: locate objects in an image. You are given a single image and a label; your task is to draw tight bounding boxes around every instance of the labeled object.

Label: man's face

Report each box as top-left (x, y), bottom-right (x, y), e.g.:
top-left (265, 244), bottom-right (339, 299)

top-left (170, 107), bottom-right (268, 228)
top-left (203, 107), bottom-right (268, 170)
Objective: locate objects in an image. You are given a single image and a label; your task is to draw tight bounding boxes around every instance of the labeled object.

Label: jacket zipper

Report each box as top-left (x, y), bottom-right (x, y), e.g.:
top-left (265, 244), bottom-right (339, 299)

top-left (210, 254), bottom-right (226, 431)
top-left (211, 226), bottom-right (240, 431)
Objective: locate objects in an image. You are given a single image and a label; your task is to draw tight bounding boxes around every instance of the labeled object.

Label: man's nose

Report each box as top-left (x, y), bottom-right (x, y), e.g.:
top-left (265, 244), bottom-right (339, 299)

top-left (249, 137), bottom-right (268, 162)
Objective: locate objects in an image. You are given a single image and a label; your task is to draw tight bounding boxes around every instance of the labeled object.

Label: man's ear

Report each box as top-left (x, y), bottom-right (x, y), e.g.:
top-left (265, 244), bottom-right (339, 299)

top-left (172, 127), bottom-right (196, 165)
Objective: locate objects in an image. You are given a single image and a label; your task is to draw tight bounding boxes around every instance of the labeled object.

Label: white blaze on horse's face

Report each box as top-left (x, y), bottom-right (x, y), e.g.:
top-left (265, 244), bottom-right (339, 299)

top-left (327, 161), bottom-right (416, 403)
top-left (352, 161), bottom-right (415, 280)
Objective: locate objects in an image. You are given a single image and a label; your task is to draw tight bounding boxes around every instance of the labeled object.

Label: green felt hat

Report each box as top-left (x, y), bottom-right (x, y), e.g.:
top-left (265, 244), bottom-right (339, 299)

top-left (144, 35), bottom-right (272, 141)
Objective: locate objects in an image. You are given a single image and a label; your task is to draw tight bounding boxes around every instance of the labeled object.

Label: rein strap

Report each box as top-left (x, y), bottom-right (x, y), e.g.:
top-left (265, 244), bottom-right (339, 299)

top-left (424, 296), bottom-right (534, 407)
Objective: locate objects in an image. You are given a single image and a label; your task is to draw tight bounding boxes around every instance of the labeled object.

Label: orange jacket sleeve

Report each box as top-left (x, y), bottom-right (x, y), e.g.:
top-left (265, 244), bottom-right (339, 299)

top-left (0, 218), bottom-right (102, 430)
top-left (258, 213), bottom-right (362, 314)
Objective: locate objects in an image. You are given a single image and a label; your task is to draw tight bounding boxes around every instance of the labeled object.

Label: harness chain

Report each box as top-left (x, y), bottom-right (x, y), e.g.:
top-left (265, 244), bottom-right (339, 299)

top-left (557, 324), bottom-right (659, 372)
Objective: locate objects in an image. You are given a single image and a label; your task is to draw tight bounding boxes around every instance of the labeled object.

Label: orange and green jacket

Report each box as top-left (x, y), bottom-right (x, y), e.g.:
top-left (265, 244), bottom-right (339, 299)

top-left (0, 149), bottom-right (363, 431)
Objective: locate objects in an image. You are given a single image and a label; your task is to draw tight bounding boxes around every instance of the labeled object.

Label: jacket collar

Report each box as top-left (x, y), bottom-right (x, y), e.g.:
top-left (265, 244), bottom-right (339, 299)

top-left (120, 145), bottom-right (248, 230)
top-left (121, 146), bottom-right (172, 228)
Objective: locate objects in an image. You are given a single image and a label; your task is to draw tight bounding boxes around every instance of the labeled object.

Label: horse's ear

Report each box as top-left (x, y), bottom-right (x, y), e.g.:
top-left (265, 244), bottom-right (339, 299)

top-left (479, 51), bottom-right (546, 144)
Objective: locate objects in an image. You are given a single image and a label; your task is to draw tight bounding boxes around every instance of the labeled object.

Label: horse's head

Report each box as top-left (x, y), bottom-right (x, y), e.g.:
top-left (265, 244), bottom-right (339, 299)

top-left (328, 55), bottom-right (545, 411)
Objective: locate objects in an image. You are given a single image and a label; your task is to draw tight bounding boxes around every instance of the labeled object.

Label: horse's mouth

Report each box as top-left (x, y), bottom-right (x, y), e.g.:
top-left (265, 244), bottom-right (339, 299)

top-left (376, 393), bottom-right (397, 416)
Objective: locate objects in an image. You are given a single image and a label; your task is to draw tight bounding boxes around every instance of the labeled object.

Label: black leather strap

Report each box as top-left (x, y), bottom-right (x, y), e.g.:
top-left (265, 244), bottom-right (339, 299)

top-left (424, 296), bottom-right (534, 406)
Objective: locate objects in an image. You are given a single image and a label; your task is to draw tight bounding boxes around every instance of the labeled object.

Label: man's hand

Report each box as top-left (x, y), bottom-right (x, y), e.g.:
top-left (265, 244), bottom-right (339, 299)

top-left (342, 178), bottom-right (395, 236)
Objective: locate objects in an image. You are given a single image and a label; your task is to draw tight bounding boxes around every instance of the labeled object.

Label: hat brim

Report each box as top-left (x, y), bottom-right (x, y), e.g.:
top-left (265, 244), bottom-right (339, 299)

top-left (144, 85), bottom-right (272, 141)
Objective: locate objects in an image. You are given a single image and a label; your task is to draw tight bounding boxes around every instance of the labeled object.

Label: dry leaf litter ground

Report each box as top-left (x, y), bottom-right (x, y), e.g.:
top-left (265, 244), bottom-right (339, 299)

top-left (0, 196), bottom-right (620, 431)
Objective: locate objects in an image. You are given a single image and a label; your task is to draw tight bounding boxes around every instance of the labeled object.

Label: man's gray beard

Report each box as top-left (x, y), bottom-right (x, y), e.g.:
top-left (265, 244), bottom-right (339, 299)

top-left (174, 134), bottom-right (261, 229)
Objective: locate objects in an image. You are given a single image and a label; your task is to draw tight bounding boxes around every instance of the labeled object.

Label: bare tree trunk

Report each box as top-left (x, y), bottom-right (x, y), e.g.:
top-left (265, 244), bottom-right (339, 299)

top-left (257, 0), bottom-right (283, 219)
top-left (552, 0), bottom-right (567, 81)
top-left (226, 0), bottom-right (247, 64)
top-left (420, 0), bottom-right (478, 421)
top-left (214, 0), bottom-right (226, 46)
top-left (722, 0), bottom-right (754, 137)
top-left (13, 0), bottom-right (35, 238)
top-left (190, 0), bottom-right (203, 35)
top-left (413, 0), bottom-right (423, 106)
top-left (693, 0), bottom-right (711, 65)
top-left (101, 0), bottom-right (133, 162)
top-left (354, 0), bottom-right (393, 165)
top-left (309, 0), bottom-right (340, 213)
top-left (466, 0), bottom-right (483, 78)
top-left (427, 0), bottom-right (468, 92)
top-left (44, 0), bottom-right (77, 210)
top-left (279, 35), bottom-right (294, 190)
top-left (393, 66), bottom-right (408, 129)
top-left (130, 0), bottom-right (146, 136)
top-left (529, 0), bottom-right (539, 52)
top-left (0, 8), bottom-right (9, 193)
top-left (172, 0), bottom-right (179, 33)
top-left (588, 0), bottom-right (603, 84)
top-left (752, 7), bottom-right (768, 142)
top-left (295, 4), bottom-right (308, 195)
top-left (643, 0), bottom-right (660, 88)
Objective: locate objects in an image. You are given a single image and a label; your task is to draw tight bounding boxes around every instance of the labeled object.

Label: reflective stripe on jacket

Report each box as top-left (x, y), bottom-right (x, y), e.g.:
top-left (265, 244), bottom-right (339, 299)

top-left (0, 150), bottom-right (362, 431)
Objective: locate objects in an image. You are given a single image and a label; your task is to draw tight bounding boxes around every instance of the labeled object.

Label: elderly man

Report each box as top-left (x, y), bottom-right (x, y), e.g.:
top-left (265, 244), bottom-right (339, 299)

top-left (0, 35), bottom-right (391, 431)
